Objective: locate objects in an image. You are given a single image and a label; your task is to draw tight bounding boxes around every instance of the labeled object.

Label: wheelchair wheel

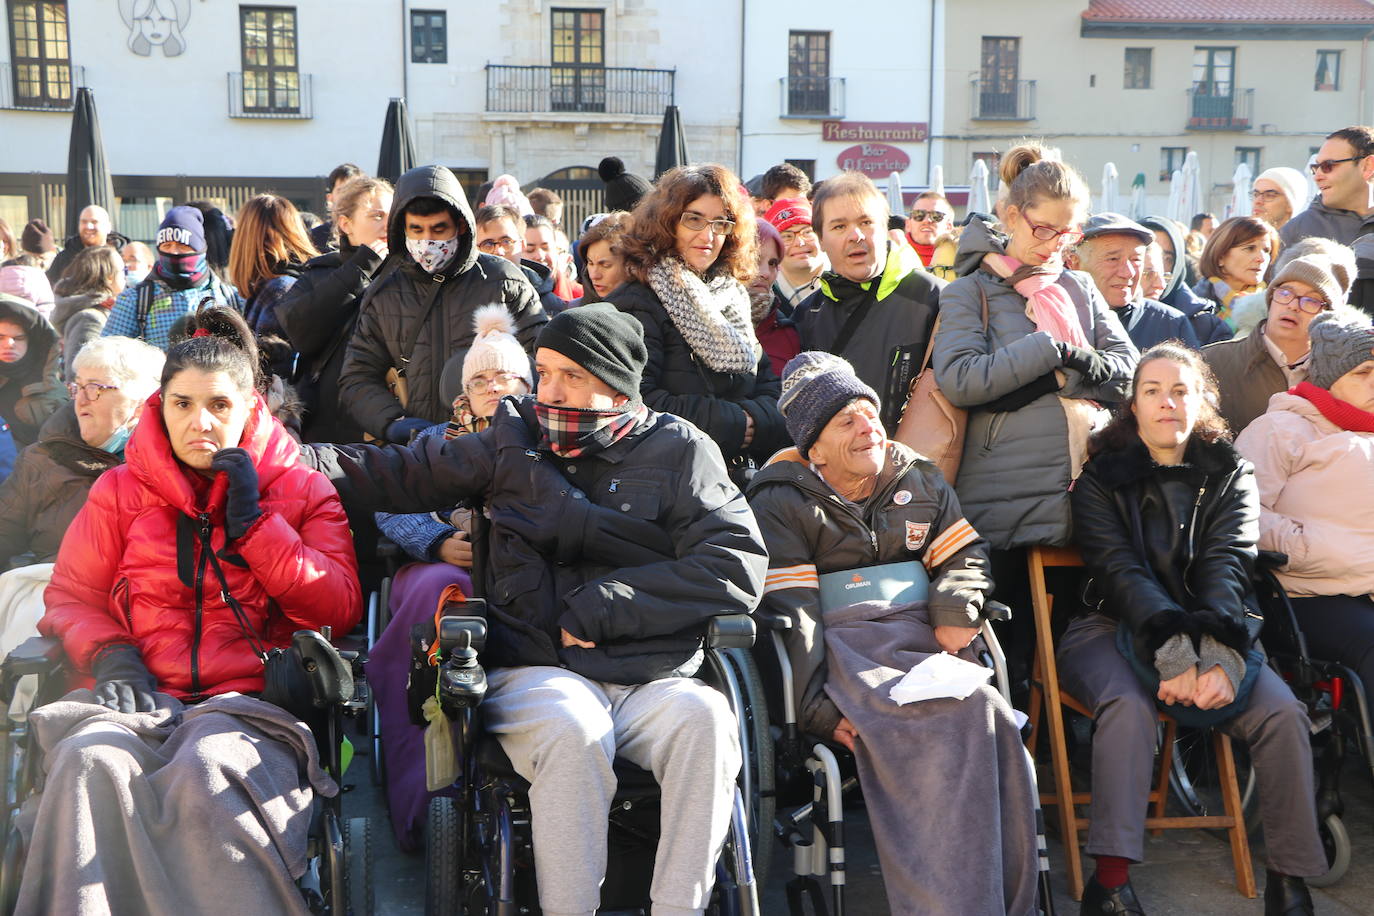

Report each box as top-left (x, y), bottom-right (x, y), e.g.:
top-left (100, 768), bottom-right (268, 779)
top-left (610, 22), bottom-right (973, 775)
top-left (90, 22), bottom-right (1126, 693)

top-left (426, 795), bottom-right (466, 916)
top-left (723, 647), bottom-right (775, 891)
top-left (342, 817), bottom-right (374, 915)
top-left (1168, 725), bottom-right (1259, 830)
top-left (1306, 813), bottom-right (1351, 888)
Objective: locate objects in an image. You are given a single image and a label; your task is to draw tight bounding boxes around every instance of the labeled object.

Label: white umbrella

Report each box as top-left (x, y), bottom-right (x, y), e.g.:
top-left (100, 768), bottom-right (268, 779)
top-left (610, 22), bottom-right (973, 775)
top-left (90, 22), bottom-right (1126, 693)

top-left (1166, 169), bottom-right (1186, 224)
top-left (967, 159), bottom-right (991, 215)
top-left (887, 171), bottom-right (904, 217)
top-left (930, 164), bottom-right (945, 197)
top-left (1229, 161), bottom-right (1253, 221)
top-left (1306, 153), bottom-right (1321, 204)
top-left (1180, 151), bottom-right (1203, 224)
top-left (1128, 172), bottom-right (1147, 220)
top-left (1099, 162), bottom-right (1120, 215)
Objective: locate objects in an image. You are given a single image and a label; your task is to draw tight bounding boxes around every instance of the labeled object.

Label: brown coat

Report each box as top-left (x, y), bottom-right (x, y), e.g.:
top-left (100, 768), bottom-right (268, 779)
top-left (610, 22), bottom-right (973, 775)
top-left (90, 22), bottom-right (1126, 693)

top-left (1202, 321), bottom-right (1289, 437)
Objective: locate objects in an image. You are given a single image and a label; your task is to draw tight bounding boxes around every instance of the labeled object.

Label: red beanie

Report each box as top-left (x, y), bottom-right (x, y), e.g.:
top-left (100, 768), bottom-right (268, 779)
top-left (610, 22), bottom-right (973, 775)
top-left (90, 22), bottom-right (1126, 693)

top-left (764, 197), bottom-right (812, 234)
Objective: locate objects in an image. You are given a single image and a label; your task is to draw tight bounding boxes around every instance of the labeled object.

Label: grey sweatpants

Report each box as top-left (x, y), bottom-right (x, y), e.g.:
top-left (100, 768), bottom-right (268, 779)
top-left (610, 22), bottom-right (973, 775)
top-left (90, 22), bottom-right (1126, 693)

top-left (1056, 614), bottom-right (1326, 876)
top-left (483, 666), bottom-right (742, 916)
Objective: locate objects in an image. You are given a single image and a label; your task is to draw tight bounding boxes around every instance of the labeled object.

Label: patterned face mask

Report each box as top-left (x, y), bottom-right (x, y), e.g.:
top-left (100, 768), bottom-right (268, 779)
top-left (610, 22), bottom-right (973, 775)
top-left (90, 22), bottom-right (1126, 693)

top-left (533, 400), bottom-right (646, 458)
top-left (405, 236), bottom-right (460, 274)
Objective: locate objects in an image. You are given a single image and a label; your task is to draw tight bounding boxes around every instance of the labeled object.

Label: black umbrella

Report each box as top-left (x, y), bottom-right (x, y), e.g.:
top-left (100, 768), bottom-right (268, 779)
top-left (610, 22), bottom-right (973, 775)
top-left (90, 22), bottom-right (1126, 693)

top-left (65, 87), bottom-right (115, 236)
top-left (654, 105), bottom-right (690, 179)
top-left (377, 97), bottom-right (417, 184)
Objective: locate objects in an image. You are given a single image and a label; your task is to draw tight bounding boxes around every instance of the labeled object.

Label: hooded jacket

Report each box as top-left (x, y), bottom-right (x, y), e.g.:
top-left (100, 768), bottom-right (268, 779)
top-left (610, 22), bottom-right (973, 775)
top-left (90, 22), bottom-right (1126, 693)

top-left (1138, 216), bottom-right (1232, 346)
top-left (0, 295), bottom-right (66, 449)
top-left (932, 219), bottom-right (1137, 549)
top-left (1113, 297), bottom-right (1200, 351)
top-left (51, 291), bottom-right (112, 382)
top-left (337, 166), bottom-right (547, 437)
top-left (747, 441), bottom-right (992, 737)
top-left (1279, 195), bottom-right (1374, 249)
top-left (793, 242), bottom-right (942, 430)
top-left (0, 405), bottom-right (119, 566)
top-left (1234, 390), bottom-right (1374, 598)
top-left (304, 395), bottom-right (767, 685)
top-left (45, 232), bottom-right (131, 286)
top-left (1070, 435), bottom-right (1260, 670)
top-left (40, 393), bottom-right (362, 697)
top-left (1202, 321), bottom-right (1290, 435)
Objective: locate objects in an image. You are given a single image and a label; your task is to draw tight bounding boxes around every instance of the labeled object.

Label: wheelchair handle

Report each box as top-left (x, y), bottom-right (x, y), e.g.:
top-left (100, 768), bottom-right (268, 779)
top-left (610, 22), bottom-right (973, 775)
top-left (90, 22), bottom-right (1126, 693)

top-left (984, 600), bottom-right (1011, 623)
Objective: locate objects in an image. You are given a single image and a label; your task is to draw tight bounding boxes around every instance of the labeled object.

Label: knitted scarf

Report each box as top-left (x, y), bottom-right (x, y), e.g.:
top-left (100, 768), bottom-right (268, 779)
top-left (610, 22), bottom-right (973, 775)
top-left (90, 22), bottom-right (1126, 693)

top-left (1291, 381), bottom-right (1374, 433)
top-left (646, 258), bottom-right (759, 374)
top-left (534, 400), bottom-right (648, 457)
top-left (1204, 277), bottom-right (1263, 326)
top-left (983, 253), bottom-right (1091, 348)
top-left (443, 395), bottom-right (489, 440)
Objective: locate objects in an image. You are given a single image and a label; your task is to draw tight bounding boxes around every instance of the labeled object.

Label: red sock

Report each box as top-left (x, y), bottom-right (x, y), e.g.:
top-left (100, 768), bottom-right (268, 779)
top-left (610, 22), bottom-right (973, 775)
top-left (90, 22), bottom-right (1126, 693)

top-left (1094, 855), bottom-right (1131, 889)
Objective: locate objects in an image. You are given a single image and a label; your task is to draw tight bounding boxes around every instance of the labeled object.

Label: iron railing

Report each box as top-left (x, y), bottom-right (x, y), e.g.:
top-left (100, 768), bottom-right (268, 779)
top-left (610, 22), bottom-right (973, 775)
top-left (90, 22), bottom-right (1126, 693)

top-left (1186, 86), bottom-right (1253, 131)
top-left (485, 64), bottom-right (674, 115)
top-left (970, 78), bottom-right (1036, 120)
top-left (0, 62), bottom-right (84, 111)
top-left (779, 76), bottom-right (845, 118)
top-left (227, 71), bottom-right (314, 119)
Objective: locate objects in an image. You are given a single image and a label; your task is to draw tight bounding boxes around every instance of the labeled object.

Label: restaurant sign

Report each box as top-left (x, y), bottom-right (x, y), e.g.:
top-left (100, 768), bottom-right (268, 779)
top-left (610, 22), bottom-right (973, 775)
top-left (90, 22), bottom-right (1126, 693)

top-left (822, 121), bottom-right (928, 143)
top-left (836, 143), bottom-right (911, 176)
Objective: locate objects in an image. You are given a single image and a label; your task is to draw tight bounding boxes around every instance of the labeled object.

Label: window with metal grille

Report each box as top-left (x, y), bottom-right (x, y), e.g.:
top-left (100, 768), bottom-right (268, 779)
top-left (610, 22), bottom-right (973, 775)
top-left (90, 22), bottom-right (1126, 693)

top-left (787, 31), bottom-right (830, 116)
top-left (551, 8), bottom-right (605, 113)
top-left (412, 9), bottom-right (446, 64)
top-left (7, 0), bottom-right (72, 109)
top-left (240, 6), bottom-right (299, 114)
top-left (1124, 48), bottom-right (1151, 90)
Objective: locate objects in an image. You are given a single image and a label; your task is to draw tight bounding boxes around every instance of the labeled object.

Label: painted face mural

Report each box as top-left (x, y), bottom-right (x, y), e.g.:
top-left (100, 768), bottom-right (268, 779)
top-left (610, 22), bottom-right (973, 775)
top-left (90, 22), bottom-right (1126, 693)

top-left (119, 0), bottom-right (191, 57)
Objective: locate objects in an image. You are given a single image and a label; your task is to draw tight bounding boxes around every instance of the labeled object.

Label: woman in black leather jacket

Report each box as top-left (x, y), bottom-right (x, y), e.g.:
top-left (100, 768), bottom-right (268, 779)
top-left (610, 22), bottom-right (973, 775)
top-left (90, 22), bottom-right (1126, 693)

top-left (1061, 342), bottom-right (1323, 916)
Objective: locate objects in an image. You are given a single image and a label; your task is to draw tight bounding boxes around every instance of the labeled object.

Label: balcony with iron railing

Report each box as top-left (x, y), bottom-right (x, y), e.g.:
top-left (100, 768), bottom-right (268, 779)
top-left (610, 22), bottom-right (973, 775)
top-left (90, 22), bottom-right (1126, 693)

top-left (779, 76), bottom-right (845, 118)
top-left (485, 64), bottom-right (674, 116)
top-left (0, 62), bottom-right (85, 111)
top-left (227, 71), bottom-right (314, 119)
top-left (970, 78), bottom-right (1036, 121)
top-left (1186, 86), bottom-right (1252, 131)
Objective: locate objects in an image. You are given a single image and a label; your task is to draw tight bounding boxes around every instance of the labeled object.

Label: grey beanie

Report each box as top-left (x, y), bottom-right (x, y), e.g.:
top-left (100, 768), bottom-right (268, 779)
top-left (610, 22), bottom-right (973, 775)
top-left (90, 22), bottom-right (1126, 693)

top-left (779, 351), bottom-right (880, 457)
top-left (1307, 307), bottom-right (1374, 390)
top-left (1268, 253), bottom-right (1351, 313)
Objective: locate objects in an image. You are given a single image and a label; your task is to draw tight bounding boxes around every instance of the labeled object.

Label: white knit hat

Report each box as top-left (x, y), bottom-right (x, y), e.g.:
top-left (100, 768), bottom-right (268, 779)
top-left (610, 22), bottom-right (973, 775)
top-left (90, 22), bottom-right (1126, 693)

top-left (1255, 167), bottom-right (1310, 218)
top-left (462, 305), bottom-right (532, 390)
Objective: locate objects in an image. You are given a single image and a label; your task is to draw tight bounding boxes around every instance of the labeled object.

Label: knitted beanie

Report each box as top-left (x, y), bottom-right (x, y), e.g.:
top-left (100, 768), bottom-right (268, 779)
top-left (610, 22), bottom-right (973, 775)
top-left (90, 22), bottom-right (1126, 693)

top-left (462, 305), bottom-right (533, 390)
top-left (764, 197), bottom-right (812, 234)
top-left (1306, 307), bottom-right (1374, 390)
top-left (598, 157), bottom-right (653, 213)
top-left (20, 219), bottom-right (55, 254)
top-left (535, 301), bottom-right (647, 398)
top-left (156, 206), bottom-right (207, 253)
top-left (1254, 167), bottom-right (1310, 218)
top-left (1267, 253), bottom-right (1350, 314)
top-left (778, 351), bottom-right (879, 457)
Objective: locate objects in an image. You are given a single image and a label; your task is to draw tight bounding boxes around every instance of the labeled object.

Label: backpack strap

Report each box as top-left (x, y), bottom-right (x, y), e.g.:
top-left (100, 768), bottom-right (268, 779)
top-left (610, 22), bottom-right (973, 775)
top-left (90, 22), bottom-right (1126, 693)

top-left (135, 278), bottom-right (156, 339)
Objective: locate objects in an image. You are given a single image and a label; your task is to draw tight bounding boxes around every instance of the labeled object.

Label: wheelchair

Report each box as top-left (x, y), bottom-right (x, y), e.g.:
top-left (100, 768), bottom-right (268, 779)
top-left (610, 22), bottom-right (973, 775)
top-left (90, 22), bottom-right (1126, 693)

top-left (418, 602), bottom-right (769, 916)
top-left (754, 601), bottom-right (1057, 916)
top-left (0, 628), bottom-right (375, 915)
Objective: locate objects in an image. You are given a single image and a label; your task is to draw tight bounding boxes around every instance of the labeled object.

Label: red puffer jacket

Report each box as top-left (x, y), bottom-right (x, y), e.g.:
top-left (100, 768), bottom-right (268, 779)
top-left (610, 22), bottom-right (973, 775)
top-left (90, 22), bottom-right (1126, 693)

top-left (41, 391), bottom-right (361, 699)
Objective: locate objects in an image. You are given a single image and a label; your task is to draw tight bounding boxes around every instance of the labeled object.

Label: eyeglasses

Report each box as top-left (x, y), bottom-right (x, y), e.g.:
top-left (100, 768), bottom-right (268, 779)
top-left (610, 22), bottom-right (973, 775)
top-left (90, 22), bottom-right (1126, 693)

top-left (465, 372), bottom-right (525, 394)
top-left (780, 227), bottom-right (816, 246)
top-left (477, 237), bottom-right (521, 254)
top-left (1025, 218), bottom-right (1083, 245)
top-left (909, 209), bottom-right (948, 224)
top-left (1251, 189), bottom-right (1283, 202)
top-left (679, 212), bottom-right (736, 235)
top-left (67, 381), bottom-right (120, 401)
top-left (1271, 286), bottom-right (1330, 315)
top-left (1310, 155), bottom-right (1368, 175)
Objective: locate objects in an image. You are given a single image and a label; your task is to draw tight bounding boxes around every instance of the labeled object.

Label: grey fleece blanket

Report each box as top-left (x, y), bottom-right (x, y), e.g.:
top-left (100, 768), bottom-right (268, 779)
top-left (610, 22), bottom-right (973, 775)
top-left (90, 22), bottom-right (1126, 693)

top-left (15, 690), bottom-right (336, 916)
top-left (822, 599), bottom-right (1038, 916)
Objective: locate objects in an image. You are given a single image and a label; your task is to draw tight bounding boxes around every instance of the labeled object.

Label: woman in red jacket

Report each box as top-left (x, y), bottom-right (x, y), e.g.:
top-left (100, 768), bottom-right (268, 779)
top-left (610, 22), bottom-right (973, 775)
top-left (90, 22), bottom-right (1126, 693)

top-left (20, 307), bottom-right (362, 914)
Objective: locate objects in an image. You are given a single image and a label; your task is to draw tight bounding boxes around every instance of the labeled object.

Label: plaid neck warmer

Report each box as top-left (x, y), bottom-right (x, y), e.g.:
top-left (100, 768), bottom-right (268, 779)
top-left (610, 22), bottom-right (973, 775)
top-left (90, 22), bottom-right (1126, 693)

top-left (534, 400), bottom-right (647, 457)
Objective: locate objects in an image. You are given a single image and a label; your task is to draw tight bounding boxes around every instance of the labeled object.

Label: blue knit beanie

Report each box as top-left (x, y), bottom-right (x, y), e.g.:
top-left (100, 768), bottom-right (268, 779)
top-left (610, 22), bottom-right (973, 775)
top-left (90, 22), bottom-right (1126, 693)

top-left (779, 351), bottom-right (880, 456)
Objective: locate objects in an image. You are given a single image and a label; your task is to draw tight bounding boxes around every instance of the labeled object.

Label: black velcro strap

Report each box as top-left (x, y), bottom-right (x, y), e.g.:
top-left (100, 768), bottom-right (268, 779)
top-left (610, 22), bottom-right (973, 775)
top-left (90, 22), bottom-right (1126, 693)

top-left (176, 514), bottom-right (197, 590)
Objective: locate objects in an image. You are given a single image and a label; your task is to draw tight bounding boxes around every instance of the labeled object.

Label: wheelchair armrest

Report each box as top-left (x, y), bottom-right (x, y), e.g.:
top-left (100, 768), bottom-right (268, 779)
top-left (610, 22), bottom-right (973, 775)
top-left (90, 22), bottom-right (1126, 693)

top-left (752, 609), bottom-right (793, 632)
top-left (706, 614), bottom-right (755, 649)
top-left (2, 636), bottom-right (63, 678)
top-left (1258, 550), bottom-right (1289, 570)
top-left (292, 630), bottom-right (355, 708)
top-left (376, 538), bottom-right (402, 560)
top-left (984, 600), bottom-right (1011, 623)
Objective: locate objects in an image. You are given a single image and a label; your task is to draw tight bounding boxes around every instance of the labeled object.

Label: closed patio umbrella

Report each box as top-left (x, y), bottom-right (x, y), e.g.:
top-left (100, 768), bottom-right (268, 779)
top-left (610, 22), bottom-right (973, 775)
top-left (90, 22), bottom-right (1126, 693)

top-left (65, 87), bottom-right (115, 236)
top-left (1229, 161), bottom-right (1253, 220)
top-left (887, 172), bottom-right (904, 217)
top-left (654, 105), bottom-right (689, 179)
top-left (1180, 151), bottom-right (1203, 223)
top-left (1128, 172), bottom-right (1147, 220)
top-left (967, 159), bottom-right (991, 216)
top-left (377, 98), bottom-right (417, 184)
top-left (1098, 162), bottom-right (1120, 215)
top-left (1166, 169), bottom-right (1186, 224)
top-left (930, 164), bottom-right (945, 197)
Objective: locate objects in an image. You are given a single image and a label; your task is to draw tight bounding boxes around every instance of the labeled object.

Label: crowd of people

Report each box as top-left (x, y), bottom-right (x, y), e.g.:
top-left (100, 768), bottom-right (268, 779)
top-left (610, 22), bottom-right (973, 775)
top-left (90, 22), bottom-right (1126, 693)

top-left (0, 121), bottom-right (1372, 915)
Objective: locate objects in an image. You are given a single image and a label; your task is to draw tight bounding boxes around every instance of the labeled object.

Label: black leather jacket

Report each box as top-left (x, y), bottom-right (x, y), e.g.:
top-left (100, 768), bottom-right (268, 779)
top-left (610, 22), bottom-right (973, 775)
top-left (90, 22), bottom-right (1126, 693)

top-left (1070, 435), bottom-right (1260, 665)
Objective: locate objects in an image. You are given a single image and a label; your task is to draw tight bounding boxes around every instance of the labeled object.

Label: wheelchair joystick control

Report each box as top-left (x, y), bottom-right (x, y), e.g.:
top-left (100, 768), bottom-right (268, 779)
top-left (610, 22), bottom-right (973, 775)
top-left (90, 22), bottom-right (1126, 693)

top-left (439, 631), bottom-right (487, 710)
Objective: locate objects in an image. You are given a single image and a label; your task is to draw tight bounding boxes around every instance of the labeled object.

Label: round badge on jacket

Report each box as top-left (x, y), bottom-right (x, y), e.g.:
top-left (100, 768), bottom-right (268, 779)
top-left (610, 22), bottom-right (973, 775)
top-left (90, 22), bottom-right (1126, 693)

top-left (893, 489), bottom-right (912, 505)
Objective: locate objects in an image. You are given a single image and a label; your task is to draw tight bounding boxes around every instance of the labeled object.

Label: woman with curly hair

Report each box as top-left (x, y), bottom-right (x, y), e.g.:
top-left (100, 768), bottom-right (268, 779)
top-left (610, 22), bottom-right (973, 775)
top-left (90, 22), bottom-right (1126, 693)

top-left (609, 164), bottom-right (786, 480)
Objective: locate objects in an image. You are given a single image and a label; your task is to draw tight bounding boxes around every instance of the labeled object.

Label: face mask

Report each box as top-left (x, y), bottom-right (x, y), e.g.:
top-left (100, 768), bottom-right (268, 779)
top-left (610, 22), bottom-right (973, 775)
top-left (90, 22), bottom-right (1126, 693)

top-left (98, 419), bottom-right (135, 455)
top-left (155, 251), bottom-right (209, 290)
top-left (533, 400), bottom-right (643, 458)
top-left (125, 266), bottom-right (150, 285)
top-left (405, 236), bottom-right (460, 274)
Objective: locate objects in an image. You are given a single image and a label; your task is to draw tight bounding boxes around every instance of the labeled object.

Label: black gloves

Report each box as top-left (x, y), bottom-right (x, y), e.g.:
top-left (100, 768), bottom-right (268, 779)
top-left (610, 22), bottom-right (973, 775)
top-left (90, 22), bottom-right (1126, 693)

top-left (386, 417), bottom-right (431, 444)
top-left (91, 644), bottom-right (158, 714)
top-left (1058, 342), bottom-right (1115, 387)
top-left (211, 447), bottom-right (262, 540)
top-left (984, 371), bottom-right (1060, 413)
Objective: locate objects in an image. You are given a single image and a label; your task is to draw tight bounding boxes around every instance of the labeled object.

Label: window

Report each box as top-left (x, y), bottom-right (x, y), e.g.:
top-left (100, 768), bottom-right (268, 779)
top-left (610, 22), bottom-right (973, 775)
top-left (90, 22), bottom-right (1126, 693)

top-left (6, 0), bottom-right (72, 109)
top-left (1124, 48), bottom-right (1151, 89)
top-left (1190, 47), bottom-right (1236, 125)
top-left (787, 31), bottom-right (830, 116)
top-left (411, 9), bottom-right (446, 64)
top-left (1235, 147), bottom-right (1261, 174)
top-left (1160, 146), bottom-right (1188, 182)
top-left (240, 6), bottom-right (300, 114)
top-left (550, 8), bottom-right (605, 112)
top-left (785, 159), bottom-right (816, 183)
top-left (1316, 50), bottom-right (1341, 91)
top-left (978, 37), bottom-right (1022, 118)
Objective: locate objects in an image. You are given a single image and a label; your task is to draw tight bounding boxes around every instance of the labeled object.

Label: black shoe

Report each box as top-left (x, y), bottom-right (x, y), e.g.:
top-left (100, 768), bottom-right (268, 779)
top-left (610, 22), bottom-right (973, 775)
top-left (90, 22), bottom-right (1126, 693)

top-left (1080, 875), bottom-right (1146, 915)
top-left (1264, 870), bottom-right (1314, 915)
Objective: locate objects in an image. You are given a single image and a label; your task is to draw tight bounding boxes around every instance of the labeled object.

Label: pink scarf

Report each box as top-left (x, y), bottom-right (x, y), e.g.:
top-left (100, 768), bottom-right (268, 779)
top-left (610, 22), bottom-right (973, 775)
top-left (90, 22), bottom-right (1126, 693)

top-left (984, 253), bottom-right (1091, 348)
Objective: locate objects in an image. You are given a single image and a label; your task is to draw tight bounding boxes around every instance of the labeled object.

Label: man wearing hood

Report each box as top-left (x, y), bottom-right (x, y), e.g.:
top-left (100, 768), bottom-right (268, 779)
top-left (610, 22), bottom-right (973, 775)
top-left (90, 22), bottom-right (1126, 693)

top-left (339, 165), bottom-right (546, 444)
top-left (793, 171), bottom-right (942, 430)
top-left (0, 294), bottom-right (66, 449)
top-left (100, 206), bottom-right (242, 352)
top-left (45, 206), bottom-right (131, 285)
top-left (1138, 215), bottom-right (1232, 346)
top-left (1281, 127), bottom-right (1374, 249)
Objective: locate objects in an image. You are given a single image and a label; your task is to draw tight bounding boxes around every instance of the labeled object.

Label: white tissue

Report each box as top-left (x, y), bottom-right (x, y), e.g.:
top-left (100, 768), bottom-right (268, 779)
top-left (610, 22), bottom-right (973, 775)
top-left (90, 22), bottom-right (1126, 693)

top-left (889, 652), bottom-right (994, 705)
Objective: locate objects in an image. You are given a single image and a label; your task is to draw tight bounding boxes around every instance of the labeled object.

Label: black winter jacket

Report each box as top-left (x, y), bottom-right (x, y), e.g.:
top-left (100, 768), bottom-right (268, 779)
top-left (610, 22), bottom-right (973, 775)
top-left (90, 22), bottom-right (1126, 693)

top-left (0, 295), bottom-right (65, 448)
top-left (337, 166), bottom-right (547, 437)
top-left (277, 244), bottom-right (385, 444)
top-left (608, 278), bottom-right (788, 464)
top-left (1071, 435), bottom-right (1260, 667)
top-left (306, 395), bottom-right (767, 683)
top-left (46, 232), bottom-right (130, 286)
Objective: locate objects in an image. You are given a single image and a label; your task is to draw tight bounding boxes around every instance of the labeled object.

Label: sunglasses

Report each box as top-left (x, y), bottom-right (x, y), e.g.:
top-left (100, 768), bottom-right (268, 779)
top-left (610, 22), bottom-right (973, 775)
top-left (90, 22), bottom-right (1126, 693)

top-left (909, 209), bottom-right (948, 224)
top-left (1309, 155), bottom-right (1368, 175)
